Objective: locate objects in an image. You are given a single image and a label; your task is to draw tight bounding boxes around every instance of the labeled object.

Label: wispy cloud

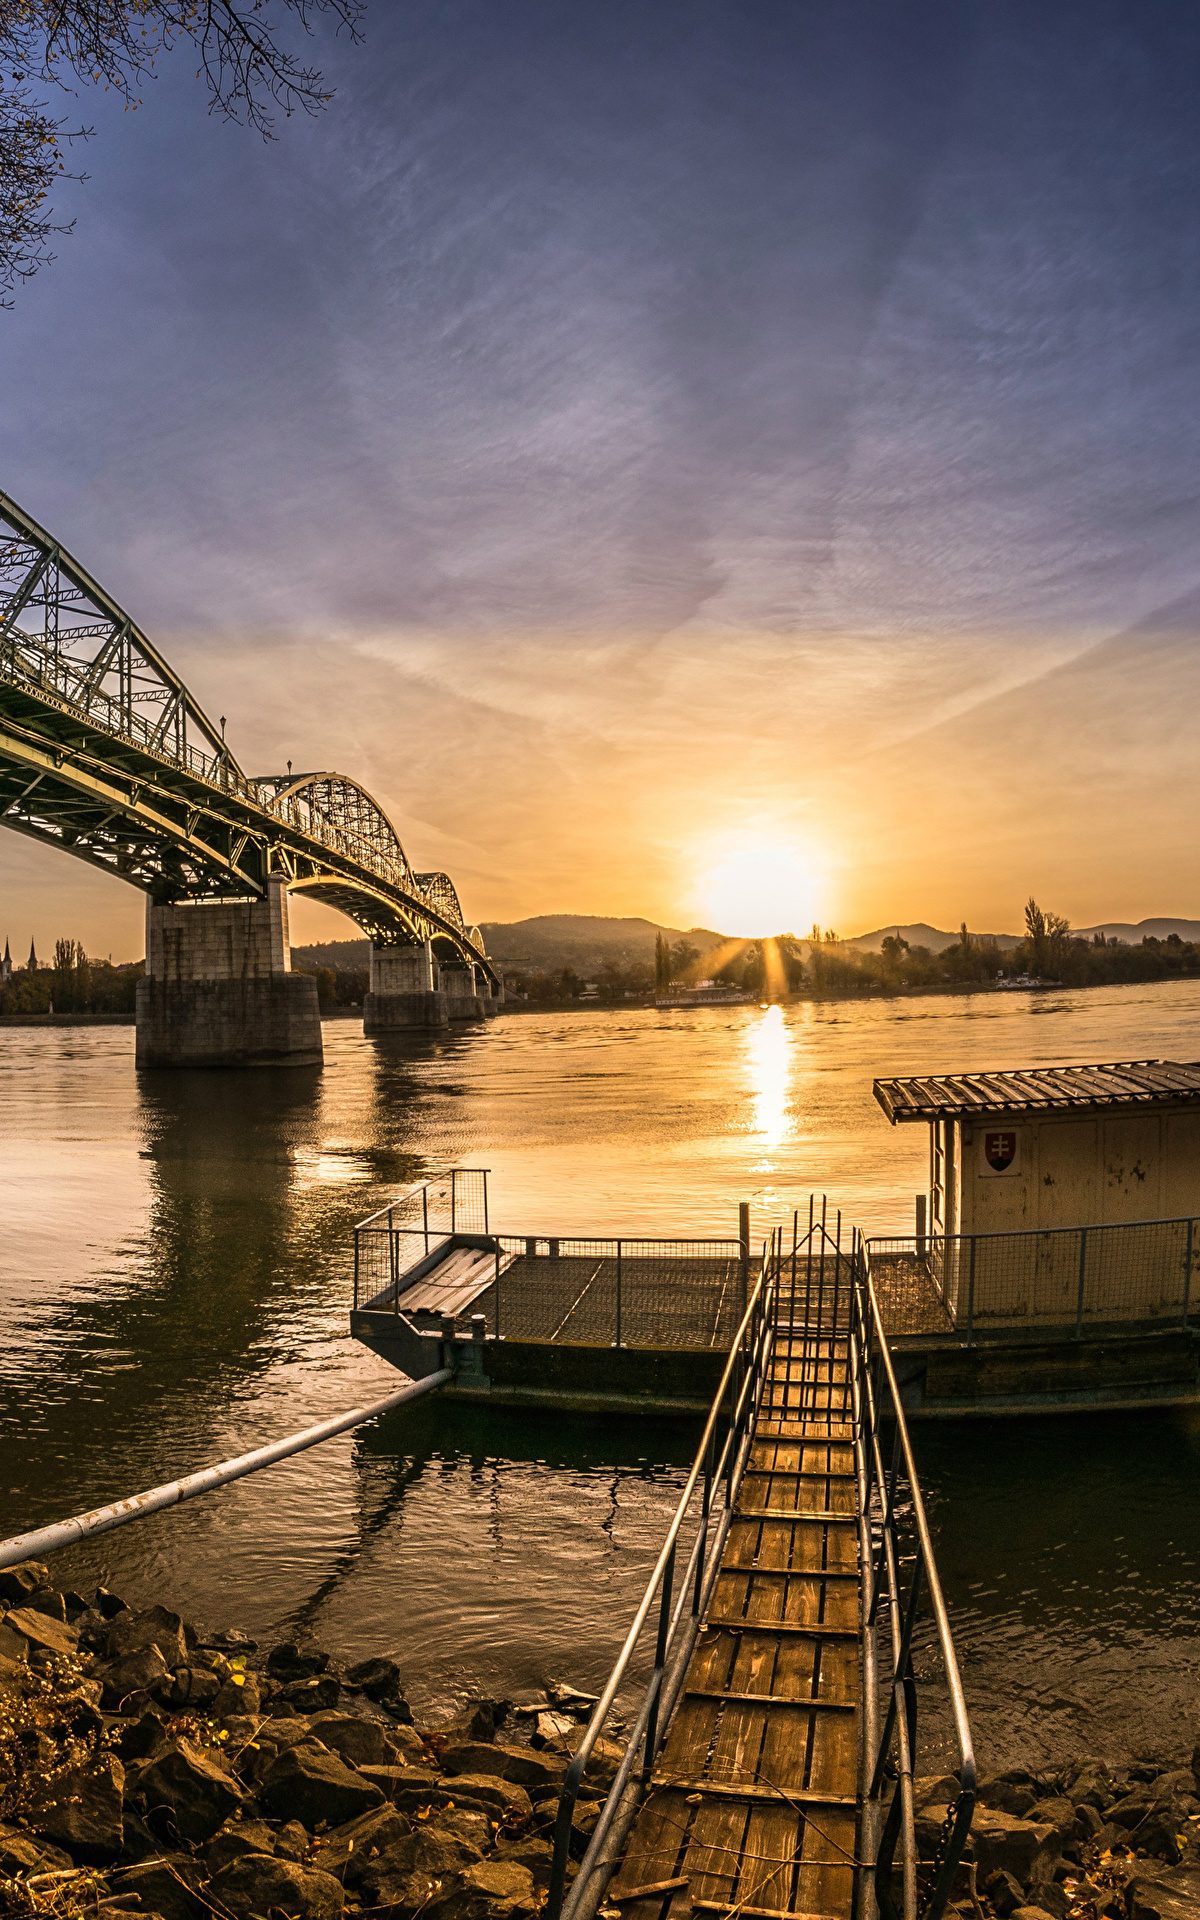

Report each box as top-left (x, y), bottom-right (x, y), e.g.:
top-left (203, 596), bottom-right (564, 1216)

top-left (3, 2), bottom-right (1200, 953)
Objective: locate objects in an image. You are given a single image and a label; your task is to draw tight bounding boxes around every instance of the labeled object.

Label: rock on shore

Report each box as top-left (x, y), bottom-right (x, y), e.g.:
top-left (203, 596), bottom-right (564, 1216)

top-left (916, 1752), bottom-right (1200, 1919)
top-left (9, 1557), bottom-right (1196, 1920)
top-left (0, 1562), bottom-right (612, 1920)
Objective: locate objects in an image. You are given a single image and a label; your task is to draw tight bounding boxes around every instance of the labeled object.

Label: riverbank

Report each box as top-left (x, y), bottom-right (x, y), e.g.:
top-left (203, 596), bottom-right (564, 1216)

top-left (0, 1013), bottom-right (135, 1027)
top-left (0, 1561), bottom-right (611, 1920)
top-left (6, 965), bottom-right (1200, 1027)
top-left (2, 1562), bottom-right (1197, 1920)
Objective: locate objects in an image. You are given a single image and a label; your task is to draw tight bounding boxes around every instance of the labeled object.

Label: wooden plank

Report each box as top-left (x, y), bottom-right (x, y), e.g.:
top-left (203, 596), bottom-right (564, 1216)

top-left (702, 1619), bottom-right (859, 1640)
top-left (683, 1689), bottom-right (855, 1710)
top-left (610, 1786), bottom-right (689, 1895)
top-left (726, 1629), bottom-right (782, 1699)
top-left (658, 1698), bottom-right (720, 1782)
top-left (703, 1697), bottom-right (768, 1793)
top-left (738, 1803), bottom-right (803, 1913)
top-left (793, 1807), bottom-right (858, 1917)
top-left (734, 1507), bottom-right (858, 1524)
top-left (680, 1798), bottom-right (747, 1907)
top-left (650, 1779), bottom-right (856, 1809)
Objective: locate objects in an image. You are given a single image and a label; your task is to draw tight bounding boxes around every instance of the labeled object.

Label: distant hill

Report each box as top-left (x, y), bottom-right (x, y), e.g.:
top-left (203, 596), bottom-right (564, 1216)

top-left (844, 922), bottom-right (1022, 954)
top-left (292, 916), bottom-right (726, 978)
top-left (292, 938), bottom-right (370, 970)
top-left (292, 912), bottom-right (1200, 977)
top-left (1073, 918), bottom-right (1200, 944)
top-left (479, 915), bottom-right (725, 973)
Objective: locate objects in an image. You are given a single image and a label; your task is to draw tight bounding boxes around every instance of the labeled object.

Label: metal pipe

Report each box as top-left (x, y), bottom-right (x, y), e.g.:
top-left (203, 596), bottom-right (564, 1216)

top-left (0, 1369), bottom-right (454, 1573)
top-left (967, 1235), bottom-right (976, 1345)
top-left (739, 1200), bottom-right (750, 1312)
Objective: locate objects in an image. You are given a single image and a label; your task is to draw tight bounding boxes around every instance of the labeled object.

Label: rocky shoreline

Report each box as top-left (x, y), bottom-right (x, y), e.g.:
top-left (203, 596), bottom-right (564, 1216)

top-left (0, 1561), bottom-right (617, 1920)
top-left (1, 1558), bottom-right (1196, 1920)
top-left (915, 1757), bottom-right (1200, 1920)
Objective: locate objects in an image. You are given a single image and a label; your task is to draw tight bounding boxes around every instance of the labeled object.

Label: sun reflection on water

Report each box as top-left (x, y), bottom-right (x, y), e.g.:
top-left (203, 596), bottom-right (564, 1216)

top-left (747, 1004), bottom-right (792, 1158)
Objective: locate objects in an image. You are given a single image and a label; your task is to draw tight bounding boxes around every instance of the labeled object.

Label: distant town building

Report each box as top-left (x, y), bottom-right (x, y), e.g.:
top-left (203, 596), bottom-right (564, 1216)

top-left (27, 937), bottom-right (37, 972)
top-left (1, 939), bottom-right (10, 983)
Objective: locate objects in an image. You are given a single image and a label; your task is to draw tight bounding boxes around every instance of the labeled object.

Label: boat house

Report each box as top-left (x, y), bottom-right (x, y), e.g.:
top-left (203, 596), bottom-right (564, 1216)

top-left (873, 1059), bottom-right (1200, 1240)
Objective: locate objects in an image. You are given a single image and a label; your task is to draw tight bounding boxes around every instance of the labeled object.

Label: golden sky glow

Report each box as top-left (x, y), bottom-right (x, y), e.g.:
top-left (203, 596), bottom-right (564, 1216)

top-left (4, 5), bottom-right (1200, 958)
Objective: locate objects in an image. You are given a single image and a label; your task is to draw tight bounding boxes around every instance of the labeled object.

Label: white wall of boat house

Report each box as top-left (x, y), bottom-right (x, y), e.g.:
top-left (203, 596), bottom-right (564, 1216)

top-left (930, 1104), bottom-right (1200, 1238)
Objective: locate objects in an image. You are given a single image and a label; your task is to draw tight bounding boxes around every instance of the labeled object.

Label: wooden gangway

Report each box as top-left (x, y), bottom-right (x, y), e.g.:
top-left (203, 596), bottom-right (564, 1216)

top-left (547, 1211), bottom-right (977, 1920)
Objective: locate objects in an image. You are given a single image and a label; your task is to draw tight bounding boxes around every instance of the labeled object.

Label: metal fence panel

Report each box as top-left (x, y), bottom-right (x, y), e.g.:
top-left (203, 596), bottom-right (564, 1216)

top-left (353, 1196), bottom-right (748, 1349)
top-left (866, 1214), bottom-right (1199, 1341)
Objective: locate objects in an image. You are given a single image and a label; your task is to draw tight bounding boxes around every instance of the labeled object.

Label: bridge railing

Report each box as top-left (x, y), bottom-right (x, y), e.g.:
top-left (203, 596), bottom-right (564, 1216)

top-left (866, 1212), bottom-right (1200, 1341)
top-left (0, 620), bottom-right (258, 801)
top-left (0, 593), bottom-right (475, 942)
top-left (545, 1236), bottom-right (776, 1920)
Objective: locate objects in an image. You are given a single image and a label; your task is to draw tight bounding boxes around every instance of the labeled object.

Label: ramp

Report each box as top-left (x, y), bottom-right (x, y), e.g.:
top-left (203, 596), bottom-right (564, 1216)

top-left (394, 1243), bottom-right (516, 1319)
top-left (546, 1207), bottom-right (976, 1920)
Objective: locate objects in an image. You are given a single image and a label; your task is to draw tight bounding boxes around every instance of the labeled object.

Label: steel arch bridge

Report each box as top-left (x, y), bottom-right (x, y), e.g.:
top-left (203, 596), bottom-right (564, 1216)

top-left (0, 492), bottom-right (495, 983)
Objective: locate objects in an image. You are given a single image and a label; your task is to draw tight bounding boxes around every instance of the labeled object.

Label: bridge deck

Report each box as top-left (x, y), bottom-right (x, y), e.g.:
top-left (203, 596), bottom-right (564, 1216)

top-left (609, 1319), bottom-right (861, 1920)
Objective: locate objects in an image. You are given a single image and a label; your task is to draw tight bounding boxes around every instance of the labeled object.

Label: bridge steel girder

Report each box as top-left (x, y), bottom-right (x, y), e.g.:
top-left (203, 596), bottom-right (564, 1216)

top-left (0, 492), bottom-right (497, 987)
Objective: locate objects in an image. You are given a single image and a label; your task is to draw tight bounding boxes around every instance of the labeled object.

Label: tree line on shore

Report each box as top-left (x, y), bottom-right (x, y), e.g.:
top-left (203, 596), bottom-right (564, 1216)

top-left (5, 898), bottom-right (1194, 1017)
top-left (0, 941), bottom-right (143, 1016)
top-left (498, 898), bottom-right (1200, 1002)
top-left (291, 962), bottom-right (370, 1010)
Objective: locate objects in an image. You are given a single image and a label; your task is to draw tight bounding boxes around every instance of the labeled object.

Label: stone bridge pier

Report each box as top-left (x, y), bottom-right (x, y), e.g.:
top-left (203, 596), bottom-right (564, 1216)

top-left (135, 878), bottom-right (323, 1068)
top-left (440, 963), bottom-right (490, 1021)
top-left (363, 941), bottom-right (448, 1032)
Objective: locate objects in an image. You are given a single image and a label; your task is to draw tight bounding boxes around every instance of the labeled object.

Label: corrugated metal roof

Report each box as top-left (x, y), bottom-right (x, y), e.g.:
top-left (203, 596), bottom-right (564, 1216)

top-left (873, 1059), bottom-right (1200, 1123)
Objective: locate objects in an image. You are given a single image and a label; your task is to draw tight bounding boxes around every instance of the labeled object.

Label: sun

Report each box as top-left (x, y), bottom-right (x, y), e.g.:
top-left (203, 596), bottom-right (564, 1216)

top-left (694, 838), bottom-right (824, 939)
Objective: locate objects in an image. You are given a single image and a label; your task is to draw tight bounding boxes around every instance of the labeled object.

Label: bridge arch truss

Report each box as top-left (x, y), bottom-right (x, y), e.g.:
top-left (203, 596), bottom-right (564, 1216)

top-left (0, 492), bottom-right (495, 983)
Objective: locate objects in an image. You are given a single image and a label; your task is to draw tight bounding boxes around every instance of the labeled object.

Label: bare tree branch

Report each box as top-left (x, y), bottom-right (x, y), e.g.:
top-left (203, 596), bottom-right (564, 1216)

top-left (0, 1), bottom-right (365, 298)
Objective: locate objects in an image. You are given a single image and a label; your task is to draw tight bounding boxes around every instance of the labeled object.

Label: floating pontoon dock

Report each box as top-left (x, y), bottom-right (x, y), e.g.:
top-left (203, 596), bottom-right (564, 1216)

top-left (350, 1169), bottom-right (1200, 1415)
top-left (350, 1171), bottom-right (758, 1414)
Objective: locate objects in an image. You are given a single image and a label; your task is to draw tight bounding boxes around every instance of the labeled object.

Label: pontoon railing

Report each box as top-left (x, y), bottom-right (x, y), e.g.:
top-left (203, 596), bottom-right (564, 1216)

top-left (352, 1169), bottom-right (491, 1305)
top-left (353, 1185), bottom-right (749, 1349)
top-left (867, 1212), bottom-right (1200, 1340)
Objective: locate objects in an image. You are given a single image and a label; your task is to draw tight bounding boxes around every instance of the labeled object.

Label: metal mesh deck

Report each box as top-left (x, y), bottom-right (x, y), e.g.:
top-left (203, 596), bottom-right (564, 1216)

top-left (472, 1251), bottom-right (745, 1347)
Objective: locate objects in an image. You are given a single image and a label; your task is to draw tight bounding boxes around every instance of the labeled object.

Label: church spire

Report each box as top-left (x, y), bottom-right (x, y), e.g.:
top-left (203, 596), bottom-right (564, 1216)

top-left (27, 936), bottom-right (37, 972)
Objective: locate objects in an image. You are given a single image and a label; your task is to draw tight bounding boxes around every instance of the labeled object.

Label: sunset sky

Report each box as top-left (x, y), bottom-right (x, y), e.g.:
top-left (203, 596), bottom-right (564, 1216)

top-left (4, 1), bottom-right (1200, 959)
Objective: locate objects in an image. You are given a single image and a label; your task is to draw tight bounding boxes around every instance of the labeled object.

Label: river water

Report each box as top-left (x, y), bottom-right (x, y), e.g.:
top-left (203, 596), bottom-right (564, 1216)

top-left (3, 981), bottom-right (1200, 1770)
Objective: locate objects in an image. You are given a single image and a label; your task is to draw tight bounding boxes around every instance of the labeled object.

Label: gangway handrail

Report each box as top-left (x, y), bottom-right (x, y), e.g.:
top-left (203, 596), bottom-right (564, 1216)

top-left (849, 1229), bottom-right (976, 1920)
top-left (545, 1240), bottom-right (777, 1920)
